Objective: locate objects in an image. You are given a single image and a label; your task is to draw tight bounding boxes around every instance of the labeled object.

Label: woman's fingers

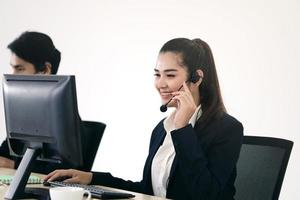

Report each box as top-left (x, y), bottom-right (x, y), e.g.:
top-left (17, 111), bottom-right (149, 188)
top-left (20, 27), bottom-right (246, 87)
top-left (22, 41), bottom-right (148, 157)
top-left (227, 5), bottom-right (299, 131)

top-left (172, 91), bottom-right (195, 107)
top-left (66, 170), bottom-right (93, 184)
top-left (44, 170), bottom-right (59, 181)
top-left (171, 83), bottom-right (197, 129)
top-left (45, 169), bottom-right (72, 182)
top-left (45, 169), bottom-right (92, 184)
top-left (64, 176), bottom-right (80, 183)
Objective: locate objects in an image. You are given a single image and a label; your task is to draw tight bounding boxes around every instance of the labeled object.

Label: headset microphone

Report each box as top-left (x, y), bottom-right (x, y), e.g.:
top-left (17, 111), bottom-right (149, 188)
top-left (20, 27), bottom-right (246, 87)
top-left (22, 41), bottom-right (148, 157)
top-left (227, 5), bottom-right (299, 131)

top-left (160, 104), bottom-right (168, 112)
top-left (160, 85), bottom-right (184, 112)
top-left (159, 72), bottom-right (201, 112)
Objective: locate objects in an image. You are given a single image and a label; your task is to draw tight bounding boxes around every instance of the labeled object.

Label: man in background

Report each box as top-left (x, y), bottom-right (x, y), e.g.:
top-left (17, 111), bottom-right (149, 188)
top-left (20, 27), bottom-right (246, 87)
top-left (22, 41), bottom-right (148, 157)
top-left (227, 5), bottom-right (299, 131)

top-left (0, 31), bottom-right (62, 172)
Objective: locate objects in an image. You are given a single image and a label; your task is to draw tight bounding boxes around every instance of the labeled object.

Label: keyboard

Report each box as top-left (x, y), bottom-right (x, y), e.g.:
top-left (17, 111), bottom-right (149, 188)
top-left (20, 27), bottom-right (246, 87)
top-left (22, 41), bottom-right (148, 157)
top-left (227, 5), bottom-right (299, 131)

top-left (46, 181), bottom-right (135, 199)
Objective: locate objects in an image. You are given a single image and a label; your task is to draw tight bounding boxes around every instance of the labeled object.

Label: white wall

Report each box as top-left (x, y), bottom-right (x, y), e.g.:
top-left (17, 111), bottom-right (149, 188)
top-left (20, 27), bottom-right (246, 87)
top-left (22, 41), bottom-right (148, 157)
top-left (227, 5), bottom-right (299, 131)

top-left (0, 0), bottom-right (299, 199)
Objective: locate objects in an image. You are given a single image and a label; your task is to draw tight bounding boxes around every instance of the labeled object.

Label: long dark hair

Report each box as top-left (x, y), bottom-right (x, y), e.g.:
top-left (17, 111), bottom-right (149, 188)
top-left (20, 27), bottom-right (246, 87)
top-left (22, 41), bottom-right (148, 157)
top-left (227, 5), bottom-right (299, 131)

top-left (159, 38), bottom-right (226, 126)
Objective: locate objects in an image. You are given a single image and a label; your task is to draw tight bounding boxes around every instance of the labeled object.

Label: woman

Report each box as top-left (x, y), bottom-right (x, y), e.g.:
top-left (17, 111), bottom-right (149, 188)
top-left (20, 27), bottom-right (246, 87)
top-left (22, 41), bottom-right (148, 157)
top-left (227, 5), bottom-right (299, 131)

top-left (45, 38), bottom-right (243, 200)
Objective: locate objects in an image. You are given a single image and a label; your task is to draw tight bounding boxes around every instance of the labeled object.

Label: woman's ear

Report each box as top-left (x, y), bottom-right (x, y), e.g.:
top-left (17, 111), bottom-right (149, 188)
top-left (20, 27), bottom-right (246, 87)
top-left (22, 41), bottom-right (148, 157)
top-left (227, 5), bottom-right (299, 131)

top-left (196, 69), bottom-right (204, 86)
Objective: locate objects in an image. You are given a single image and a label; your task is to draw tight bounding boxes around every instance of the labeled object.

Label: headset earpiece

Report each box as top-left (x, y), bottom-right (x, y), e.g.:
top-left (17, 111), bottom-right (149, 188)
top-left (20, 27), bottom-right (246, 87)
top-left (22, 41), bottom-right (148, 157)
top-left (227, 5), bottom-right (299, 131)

top-left (189, 72), bottom-right (201, 83)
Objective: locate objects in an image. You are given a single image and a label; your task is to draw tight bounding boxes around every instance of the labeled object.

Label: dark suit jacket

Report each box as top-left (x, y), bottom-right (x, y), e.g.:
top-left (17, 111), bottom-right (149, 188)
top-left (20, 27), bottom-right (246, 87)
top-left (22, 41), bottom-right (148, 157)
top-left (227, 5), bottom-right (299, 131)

top-left (91, 113), bottom-right (243, 200)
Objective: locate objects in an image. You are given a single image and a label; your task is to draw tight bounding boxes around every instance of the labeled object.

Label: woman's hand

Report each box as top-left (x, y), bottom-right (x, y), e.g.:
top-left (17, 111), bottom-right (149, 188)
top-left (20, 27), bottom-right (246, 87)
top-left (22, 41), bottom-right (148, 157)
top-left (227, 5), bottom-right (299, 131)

top-left (171, 82), bottom-right (197, 129)
top-left (44, 169), bottom-right (93, 185)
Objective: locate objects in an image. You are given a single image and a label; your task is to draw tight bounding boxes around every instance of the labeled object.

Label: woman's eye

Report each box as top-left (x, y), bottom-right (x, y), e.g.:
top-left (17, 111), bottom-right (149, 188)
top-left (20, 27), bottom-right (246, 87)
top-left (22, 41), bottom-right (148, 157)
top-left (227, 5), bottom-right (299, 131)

top-left (167, 74), bottom-right (175, 78)
top-left (154, 74), bottom-right (160, 77)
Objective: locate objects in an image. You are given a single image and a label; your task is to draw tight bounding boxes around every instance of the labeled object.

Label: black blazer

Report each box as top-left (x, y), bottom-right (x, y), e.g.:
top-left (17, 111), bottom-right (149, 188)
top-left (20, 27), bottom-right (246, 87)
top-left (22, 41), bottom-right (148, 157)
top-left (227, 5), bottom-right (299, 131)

top-left (91, 113), bottom-right (243, 200)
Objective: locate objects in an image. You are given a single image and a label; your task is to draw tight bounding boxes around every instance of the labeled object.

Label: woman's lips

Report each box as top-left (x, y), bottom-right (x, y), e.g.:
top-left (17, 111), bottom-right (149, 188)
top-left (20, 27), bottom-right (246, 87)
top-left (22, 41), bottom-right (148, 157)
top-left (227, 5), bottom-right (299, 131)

top-left (160, 92), bottom-right (172, 100)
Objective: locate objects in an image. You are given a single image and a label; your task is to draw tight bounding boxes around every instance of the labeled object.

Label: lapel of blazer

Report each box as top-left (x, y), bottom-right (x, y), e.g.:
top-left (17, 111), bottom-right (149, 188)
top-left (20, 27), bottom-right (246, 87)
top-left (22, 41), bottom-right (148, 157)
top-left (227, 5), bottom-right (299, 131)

top-left (144, 122), bottom-right (166, 191)
top-left (149, 125), bottom-right (166, 164)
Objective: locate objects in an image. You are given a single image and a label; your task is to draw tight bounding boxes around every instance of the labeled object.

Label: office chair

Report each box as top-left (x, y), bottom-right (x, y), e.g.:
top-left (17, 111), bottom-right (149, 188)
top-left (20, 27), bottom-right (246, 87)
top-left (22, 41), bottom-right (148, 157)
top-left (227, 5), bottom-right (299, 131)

top-left (234, 135), bottom-right (293, 200)
top-left (81, 121), bottom-right (106, 171)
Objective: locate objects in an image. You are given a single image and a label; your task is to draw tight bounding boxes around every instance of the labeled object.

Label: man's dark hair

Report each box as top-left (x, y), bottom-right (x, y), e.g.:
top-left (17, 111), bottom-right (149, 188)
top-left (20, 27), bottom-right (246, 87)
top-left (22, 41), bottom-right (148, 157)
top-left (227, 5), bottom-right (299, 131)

top-left (7, 31), bottom-right (61, 74)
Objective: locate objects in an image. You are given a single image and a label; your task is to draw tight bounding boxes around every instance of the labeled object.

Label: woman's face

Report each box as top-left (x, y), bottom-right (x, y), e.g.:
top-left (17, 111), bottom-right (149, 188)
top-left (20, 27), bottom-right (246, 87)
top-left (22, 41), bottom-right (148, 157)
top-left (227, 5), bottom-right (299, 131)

top-left (154, 52), bottom-right (188, 107)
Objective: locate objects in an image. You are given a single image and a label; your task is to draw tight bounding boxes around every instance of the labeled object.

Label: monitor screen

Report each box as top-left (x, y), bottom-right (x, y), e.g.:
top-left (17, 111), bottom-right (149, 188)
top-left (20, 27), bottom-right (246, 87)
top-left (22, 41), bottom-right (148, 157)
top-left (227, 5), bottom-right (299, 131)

top-left (2, 74), bottom-right (83, 199)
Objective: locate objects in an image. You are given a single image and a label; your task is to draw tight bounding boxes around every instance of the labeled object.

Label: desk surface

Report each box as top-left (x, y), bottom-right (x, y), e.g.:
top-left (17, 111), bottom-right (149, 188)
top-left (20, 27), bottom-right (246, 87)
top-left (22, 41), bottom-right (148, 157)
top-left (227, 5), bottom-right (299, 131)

top-left (0, 168), bottom-right (169, 200)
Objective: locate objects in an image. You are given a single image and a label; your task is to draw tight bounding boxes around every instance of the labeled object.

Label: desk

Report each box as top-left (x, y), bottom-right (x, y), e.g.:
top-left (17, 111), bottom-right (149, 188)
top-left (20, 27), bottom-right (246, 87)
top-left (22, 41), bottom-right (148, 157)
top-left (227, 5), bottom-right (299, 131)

top-left (0, 168), bottom-right (169, 200)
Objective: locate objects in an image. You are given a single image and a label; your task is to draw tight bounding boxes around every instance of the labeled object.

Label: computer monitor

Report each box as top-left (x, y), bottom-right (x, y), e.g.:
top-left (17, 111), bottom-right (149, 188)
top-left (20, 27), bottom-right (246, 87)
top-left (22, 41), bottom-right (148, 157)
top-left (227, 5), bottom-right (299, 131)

top-left (2, 74), bottom-right (83, 200)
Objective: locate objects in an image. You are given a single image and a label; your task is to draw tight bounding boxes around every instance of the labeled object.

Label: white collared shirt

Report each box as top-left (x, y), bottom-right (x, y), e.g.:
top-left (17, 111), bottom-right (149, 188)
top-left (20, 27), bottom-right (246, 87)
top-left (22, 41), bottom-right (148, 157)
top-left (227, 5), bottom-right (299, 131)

top-left (151, 106), bottom-right (202, 197)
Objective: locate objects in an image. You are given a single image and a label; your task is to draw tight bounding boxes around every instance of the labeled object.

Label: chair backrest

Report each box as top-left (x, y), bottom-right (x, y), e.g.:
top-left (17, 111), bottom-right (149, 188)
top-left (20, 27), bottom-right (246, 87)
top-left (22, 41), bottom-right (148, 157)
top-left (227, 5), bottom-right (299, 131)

top-left (234, 136), bottom-right (293, 200)
top-left (81, 121), bottom-right (106, 171)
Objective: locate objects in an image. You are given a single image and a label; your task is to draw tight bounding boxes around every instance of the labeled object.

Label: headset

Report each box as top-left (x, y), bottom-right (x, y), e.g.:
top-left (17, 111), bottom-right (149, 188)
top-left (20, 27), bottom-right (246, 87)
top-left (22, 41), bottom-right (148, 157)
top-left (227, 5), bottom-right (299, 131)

top-left (160, 71), bottom-right (201, 112)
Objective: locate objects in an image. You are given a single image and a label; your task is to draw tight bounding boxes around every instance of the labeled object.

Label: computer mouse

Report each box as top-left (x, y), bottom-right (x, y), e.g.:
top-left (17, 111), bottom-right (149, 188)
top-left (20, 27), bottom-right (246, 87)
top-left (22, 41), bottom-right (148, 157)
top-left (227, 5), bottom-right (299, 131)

top-left (43, 176), bottom-right (71, 186)
top-left (42, 180), bottom-right (51, 186)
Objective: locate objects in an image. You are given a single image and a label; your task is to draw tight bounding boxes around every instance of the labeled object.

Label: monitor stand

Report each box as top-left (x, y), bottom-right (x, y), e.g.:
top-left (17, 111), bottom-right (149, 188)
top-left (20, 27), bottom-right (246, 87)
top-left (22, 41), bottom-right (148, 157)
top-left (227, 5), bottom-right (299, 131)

top-left (4, 147), bottom-right (48, 200)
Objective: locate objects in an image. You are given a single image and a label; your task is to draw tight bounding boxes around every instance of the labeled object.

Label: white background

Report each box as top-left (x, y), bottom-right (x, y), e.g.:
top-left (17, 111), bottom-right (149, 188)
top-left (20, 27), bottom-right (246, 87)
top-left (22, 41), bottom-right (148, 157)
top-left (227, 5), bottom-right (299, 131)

top-left (0, 0), bottom-right (299, 199)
